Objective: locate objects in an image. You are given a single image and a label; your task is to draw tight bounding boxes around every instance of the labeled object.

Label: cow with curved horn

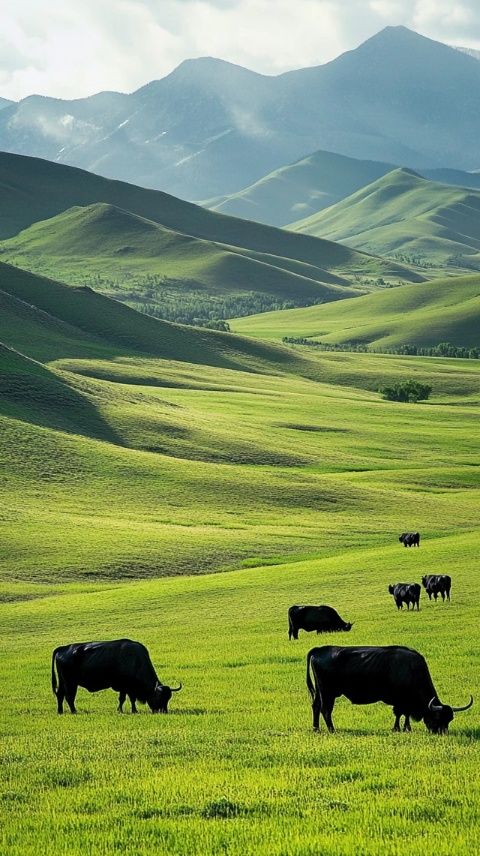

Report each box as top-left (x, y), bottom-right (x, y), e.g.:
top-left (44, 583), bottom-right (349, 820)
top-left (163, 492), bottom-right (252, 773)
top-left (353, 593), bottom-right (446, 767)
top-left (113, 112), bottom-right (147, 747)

top-left (306, 644), bottom-right (473, 734)
top-left (426, 695), bottom-right (473, 734)
top-left (51, 639), bottom-right (183, 714)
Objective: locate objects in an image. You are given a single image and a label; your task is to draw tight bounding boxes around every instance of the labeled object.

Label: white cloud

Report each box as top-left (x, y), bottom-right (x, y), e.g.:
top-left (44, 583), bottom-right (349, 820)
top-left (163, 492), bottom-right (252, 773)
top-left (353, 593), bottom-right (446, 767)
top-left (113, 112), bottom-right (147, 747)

top-left (1, 0), bottom-right (479, 101)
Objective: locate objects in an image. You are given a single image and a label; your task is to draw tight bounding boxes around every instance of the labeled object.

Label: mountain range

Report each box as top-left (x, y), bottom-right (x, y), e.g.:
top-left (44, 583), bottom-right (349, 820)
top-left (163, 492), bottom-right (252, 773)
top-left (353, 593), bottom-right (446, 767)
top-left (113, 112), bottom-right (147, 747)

top-left (1, 27), bottom-right (480, 200)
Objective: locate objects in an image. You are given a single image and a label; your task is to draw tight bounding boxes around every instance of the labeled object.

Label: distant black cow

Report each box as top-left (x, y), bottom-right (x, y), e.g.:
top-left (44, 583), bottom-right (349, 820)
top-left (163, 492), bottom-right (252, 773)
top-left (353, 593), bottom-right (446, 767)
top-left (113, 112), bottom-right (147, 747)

top-left (288, 605), bottom-right (352, 640)
top-left (51, 639), bottom-right (182, 714)
top-left (422, 574), bottom-right (452, 602)
top-left (306, 644), bottom-right (473, 733)
top-left (399, 532), bottom-right (420, 547)
top-left (388, 583), bottom-right (421, 611)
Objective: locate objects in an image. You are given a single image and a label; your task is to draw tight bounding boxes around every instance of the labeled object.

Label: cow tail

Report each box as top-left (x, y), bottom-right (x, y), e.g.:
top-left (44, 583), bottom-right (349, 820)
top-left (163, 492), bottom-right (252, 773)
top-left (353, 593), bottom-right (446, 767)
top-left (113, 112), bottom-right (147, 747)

top-left (51, 648), bottom-right (60, 695)
top-left (306, 650), bottom-right (315, 701)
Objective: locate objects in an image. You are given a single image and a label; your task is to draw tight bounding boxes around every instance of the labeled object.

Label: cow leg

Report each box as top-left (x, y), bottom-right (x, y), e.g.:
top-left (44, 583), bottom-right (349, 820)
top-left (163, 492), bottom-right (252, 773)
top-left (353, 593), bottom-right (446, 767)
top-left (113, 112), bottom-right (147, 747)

top-left (312, 687), bottom-right (323, 731)
top-left (321, 697), bottom-right (335, 734)
top-left (441, 591), bottom-right (445, 602)
top-left (392, 708), bottom-right (402, 731)
top-left (129, 695), bottom-right (138, 714)
top-left (65, 683), bottom-right (78, 714)
top-left (56, 685), bottom-right (65, 715)
top-left (118, 691), bottom-right (126, 713)
top-left (403, 715), bottom-right (412, 732)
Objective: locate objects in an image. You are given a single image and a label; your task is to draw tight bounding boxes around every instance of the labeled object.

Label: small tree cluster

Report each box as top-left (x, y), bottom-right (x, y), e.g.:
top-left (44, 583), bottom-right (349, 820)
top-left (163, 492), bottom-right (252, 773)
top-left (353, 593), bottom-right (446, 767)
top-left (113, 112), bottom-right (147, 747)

top-left (379, 380), bottom-right (432, 403)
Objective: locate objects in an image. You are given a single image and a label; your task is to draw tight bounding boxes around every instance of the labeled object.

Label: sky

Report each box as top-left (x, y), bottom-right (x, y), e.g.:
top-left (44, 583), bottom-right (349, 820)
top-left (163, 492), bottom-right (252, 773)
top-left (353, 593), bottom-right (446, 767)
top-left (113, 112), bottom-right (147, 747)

top-left (1, 0), bottom-right (480, 101)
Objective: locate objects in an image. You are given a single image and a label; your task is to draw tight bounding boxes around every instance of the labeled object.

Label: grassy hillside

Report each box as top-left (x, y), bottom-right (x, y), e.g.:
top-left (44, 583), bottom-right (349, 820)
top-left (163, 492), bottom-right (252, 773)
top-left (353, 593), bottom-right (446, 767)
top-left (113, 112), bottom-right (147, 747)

top-left (206, 150), bottom-right (480, 229)
top-left (205, 150), bottom-right (394, 226)
top-left (231, 274), bottom-right (480, 349)
top-left (0, 261), bottom-right (311, 374)
top-left (0, 152), bottom-right (422, 323)
top-left (0, 151), bottom-right (411, 276)
top-left (1, 203), bottom-right (367, 313)
top-left (290, 168), bottom-right (480, 272)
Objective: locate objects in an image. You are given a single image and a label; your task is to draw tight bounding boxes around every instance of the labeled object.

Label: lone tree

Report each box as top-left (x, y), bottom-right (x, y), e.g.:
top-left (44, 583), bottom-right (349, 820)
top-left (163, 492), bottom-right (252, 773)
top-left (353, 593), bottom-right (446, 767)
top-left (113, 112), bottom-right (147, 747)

top-left (379, 380), bottom-right (432, 403)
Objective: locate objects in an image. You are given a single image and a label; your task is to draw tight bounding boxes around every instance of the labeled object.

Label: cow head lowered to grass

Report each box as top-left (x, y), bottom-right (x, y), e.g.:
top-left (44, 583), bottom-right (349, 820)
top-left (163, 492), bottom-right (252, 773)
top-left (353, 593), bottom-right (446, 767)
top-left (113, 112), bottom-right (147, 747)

top-left (51, 638), bottom-right (182, 714)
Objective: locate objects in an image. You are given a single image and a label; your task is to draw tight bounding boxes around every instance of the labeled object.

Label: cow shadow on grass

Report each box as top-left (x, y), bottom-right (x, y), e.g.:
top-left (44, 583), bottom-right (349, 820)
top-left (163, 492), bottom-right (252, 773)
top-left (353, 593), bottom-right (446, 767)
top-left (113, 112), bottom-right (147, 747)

top-left (168, 707), bottom-right (211, 716)
top-left (308, 726), bottom-right (479, 739)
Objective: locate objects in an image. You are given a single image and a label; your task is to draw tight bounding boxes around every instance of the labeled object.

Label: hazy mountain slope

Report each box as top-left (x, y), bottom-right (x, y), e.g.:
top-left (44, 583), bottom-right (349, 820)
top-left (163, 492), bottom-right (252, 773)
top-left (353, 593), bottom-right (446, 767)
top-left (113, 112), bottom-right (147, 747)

top-left (290, 168), bottom-right (480, 269)
top-left (206, 150), bottom-right (480, 228)
top-left (205, 150), bottom-right (395, 226)
top-left (1, 28), bottom-right (480, 199)
top-left (0, 98), bottom-right (13, 111)
top-left (232, 274), bottom-right (480, 349)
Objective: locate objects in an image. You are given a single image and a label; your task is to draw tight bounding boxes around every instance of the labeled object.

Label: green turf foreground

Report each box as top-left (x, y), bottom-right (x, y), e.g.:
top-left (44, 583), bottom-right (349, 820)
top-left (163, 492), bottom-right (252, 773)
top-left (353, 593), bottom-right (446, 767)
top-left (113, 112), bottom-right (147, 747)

top-left (1, 537), bottom-right (479, 856)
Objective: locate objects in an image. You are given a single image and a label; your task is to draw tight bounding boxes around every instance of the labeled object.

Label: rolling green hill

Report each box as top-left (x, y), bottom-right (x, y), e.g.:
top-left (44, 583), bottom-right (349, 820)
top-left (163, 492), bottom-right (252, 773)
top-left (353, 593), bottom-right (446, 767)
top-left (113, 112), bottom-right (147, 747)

top-left (290, 168), bottom-right (480, 271)
top-left (0, 152), bottom-right (422, 323)
top-left (231, 274), bottom-right (480, 349)
top-left (1, 202), bottom-right (365, 311)
top-left (206, 150), bottom-right (480, 229)
top-left (0, 261), bottom-right (310, 374)
top-left (205, 150), bottom-right (394, 226)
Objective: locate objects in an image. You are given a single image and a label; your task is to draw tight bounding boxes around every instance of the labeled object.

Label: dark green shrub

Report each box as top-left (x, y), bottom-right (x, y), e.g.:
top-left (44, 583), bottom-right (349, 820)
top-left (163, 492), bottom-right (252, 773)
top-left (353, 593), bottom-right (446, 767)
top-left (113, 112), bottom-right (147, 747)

top-left (379, 380), bottom-right (432, 402)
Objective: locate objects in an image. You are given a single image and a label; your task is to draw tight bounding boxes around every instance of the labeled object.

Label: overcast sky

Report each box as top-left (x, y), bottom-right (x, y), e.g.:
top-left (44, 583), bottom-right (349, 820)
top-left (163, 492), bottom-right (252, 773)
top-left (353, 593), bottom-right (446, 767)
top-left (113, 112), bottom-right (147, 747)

top-left (1, 0), bottom-right (479, 101)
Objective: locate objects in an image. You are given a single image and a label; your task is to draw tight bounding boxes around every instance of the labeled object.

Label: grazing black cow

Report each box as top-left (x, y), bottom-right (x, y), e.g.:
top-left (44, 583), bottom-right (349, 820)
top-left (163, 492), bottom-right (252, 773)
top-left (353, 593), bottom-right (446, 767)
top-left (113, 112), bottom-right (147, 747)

top-left (306, 645), bottom-right (473, 733)
top-left (288, 605), bottom-right (352, 640)
top-left (51, 639), bottom-right (182, 714)
top-left (399, 532), bottom-right (420, 547)
top-left (422, 574), bottom-right (452, 602)
top-left (388, 583), bottom-right (421, 611)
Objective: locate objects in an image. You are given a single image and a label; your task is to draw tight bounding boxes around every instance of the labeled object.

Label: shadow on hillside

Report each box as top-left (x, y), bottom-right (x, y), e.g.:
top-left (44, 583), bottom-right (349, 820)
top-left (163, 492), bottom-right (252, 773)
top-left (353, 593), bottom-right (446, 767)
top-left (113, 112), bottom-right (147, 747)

top-left (0, 361), bottom-right (123, 446)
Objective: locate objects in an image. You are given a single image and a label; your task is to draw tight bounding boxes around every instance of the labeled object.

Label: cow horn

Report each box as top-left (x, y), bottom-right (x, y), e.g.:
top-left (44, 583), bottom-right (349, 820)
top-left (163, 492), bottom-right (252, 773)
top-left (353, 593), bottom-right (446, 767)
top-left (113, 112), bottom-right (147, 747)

top-left (170, 682), bottom-right (182, 692)
top-left (451, 695), bottom-right (473, 713)
top-left (428, 696), bottom-right (443, 712)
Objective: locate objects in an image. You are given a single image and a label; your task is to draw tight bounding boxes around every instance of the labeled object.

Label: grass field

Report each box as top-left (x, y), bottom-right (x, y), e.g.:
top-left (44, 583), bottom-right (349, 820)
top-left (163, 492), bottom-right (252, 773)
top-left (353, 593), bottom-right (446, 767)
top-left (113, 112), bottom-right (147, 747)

top-left (2, 534), bottom-right (479, 856)
top-left (1, 266), bottom-right (479, 854)
top-left (231, 273), bottom-right (480, 349)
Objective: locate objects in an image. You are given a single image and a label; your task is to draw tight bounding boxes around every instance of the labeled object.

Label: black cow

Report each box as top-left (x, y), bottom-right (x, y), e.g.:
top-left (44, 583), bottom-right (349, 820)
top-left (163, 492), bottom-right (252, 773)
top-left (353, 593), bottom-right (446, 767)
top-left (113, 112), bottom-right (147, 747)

top-left (388, 583), bottom-right (421, 611)
top-left (399, 532), bottom-right (420, 547)
top-left (51, 639), bottom-right (182, 714)
top-left (288, 605), bottom-right (352, 640)
top-left (306, 645), bottom-right (473, 733)
top-left (422, 574), bottom-right (452, 602)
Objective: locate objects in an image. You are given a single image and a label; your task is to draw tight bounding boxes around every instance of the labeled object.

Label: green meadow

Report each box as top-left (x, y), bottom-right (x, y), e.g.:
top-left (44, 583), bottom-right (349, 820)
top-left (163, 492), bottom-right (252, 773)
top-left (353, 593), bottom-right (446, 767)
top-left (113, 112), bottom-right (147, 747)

top-left (1, 256), bottom-right (479, 854)
top-left (231, 273), bottom-right (480, 349)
